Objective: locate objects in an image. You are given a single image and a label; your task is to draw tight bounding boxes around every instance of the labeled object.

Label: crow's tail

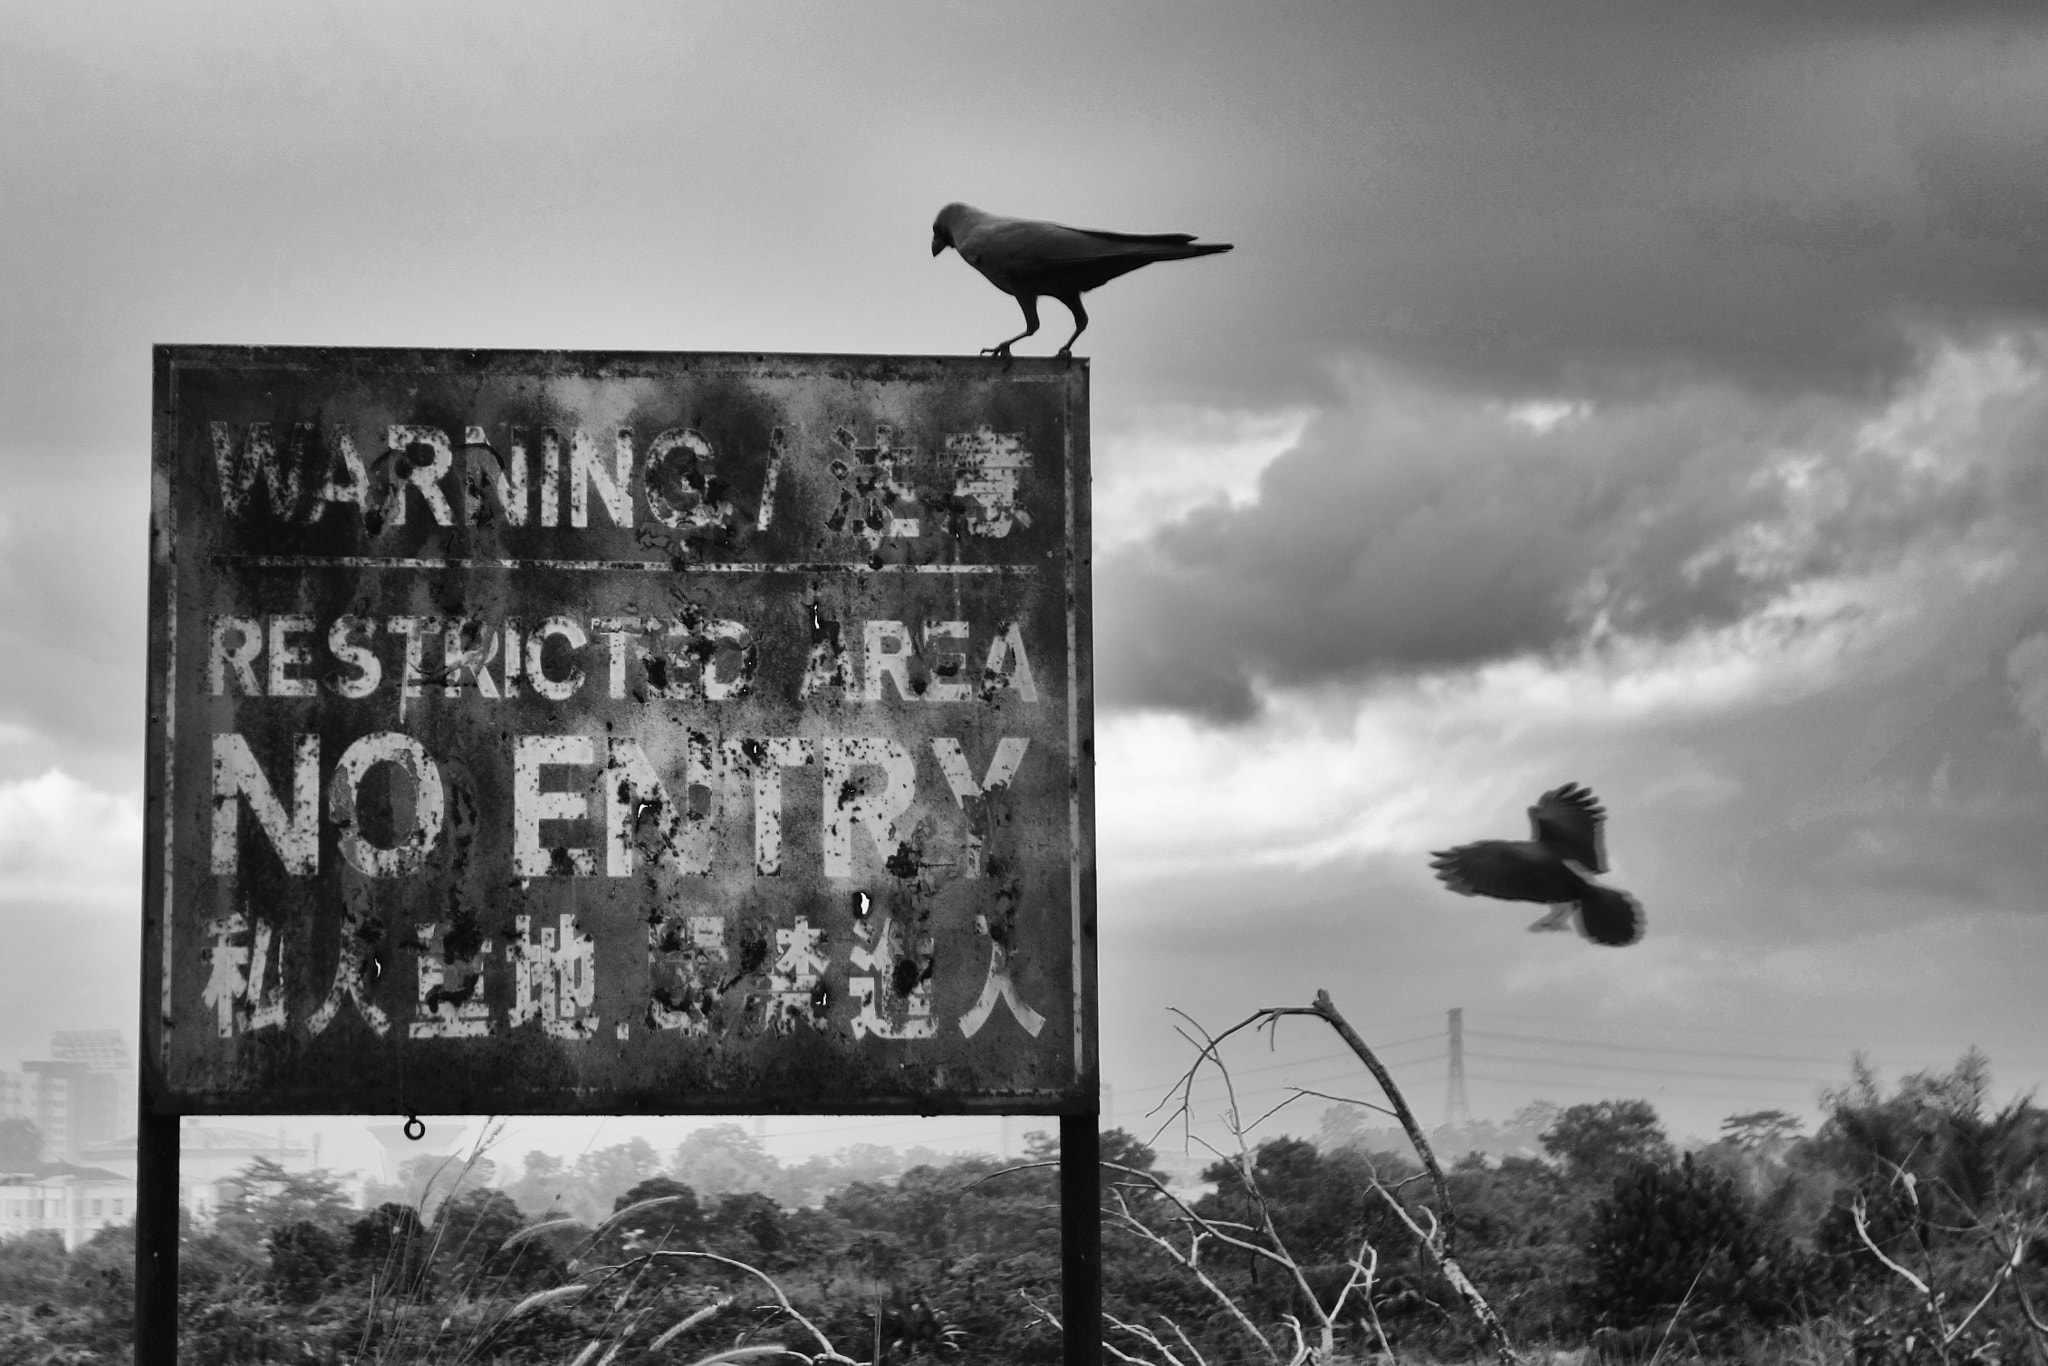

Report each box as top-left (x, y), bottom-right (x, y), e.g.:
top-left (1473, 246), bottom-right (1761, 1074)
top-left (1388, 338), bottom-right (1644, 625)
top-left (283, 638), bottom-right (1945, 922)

top-left (1575, 884), bottom-right (1645, 947)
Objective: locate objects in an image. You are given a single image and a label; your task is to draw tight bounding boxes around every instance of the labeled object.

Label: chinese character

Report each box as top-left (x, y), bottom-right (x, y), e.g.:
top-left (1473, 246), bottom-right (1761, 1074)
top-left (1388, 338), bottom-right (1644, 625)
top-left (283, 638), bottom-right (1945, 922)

top-left (765, 915), bottom-right (831, 1032)
top-left (850, 913), bottom-right (936, 1040)
top-left (507, 913), bottom-right (598, 1039)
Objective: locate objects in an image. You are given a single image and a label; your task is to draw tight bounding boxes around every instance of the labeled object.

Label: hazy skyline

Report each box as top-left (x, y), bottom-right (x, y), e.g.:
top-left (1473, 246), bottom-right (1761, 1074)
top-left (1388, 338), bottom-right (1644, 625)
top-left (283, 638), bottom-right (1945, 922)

top-left (4, 1), bottom-right (2047, 1171)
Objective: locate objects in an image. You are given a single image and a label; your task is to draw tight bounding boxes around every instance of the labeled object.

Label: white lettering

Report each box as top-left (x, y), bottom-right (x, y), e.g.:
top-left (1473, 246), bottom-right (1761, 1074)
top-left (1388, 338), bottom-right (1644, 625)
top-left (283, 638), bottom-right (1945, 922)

top-left (513, 734), bottom-right (595, 877)
top-left (863, 620), bottom-right (915, 702)
top-left (384, 425), bottom-right (456, 527)
top-left (209, 422), bottom-right (306, 520)
top-left (328, 731), bottom-right (445, 877)
top-left (208, 617), bottom-right (262, 696)
top-left (463, 425), bottom-right (529, 528)
top-left (821, 737), bottom-right (917, 879)
top-left (923, 621), bottom-right (971, 702)
top-left (982, 622), bottom-right (1039, 701)
top-left (571, 426), bottom-right (634, 528)
top-left (310, 430), bottom-right (371, 523)
top-left (327, 617), bottom-right (381, 698)
top-left (524, 616), bottom-right (587, 701)
top-left (210, 733), bottom-right (320, 875)
top-left (266, 615), bottom-right (316, 698)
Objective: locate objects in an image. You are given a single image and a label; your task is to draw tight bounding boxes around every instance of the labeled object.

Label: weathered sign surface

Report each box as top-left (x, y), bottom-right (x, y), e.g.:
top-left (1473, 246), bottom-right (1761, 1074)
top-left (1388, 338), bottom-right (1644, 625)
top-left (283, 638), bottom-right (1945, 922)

top-left (144, 347), bottom-right (1095, 1115)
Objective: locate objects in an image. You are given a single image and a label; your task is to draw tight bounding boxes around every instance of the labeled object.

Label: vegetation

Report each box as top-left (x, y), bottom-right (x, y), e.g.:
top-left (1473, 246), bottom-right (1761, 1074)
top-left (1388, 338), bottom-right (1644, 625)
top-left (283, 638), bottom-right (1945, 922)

top-left (3, 1046), bottom-right (2045, 1363)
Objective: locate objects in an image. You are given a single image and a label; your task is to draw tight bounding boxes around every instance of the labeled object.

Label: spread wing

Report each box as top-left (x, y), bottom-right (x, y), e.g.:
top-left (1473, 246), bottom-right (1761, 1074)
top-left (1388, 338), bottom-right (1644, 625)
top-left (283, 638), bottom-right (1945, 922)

top-left (1429, 841), bottom-right (1553, 903)
top-left (1528, 783), bottom-right (1608, 872)
top-left (1574, 883), bottom-right (1645, 947)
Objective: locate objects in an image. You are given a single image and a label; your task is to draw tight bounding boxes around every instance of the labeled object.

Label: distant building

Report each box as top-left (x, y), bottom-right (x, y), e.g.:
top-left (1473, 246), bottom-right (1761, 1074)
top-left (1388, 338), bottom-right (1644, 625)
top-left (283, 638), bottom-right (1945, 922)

top-left (18, 1031), bottom-right (133, 1164)
top-left (74, 1123), bottom-right (356, 1219)
top-left (0, 1161), bottom-right (136, 1250)
top-left (3, 1034), bottom-right (371, 1225)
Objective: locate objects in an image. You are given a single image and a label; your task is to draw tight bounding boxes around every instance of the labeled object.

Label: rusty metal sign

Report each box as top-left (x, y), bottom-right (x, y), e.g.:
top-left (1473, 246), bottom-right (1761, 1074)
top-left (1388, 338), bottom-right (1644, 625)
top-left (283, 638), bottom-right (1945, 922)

top-left (144, 347), bottom-right (1095, 1115)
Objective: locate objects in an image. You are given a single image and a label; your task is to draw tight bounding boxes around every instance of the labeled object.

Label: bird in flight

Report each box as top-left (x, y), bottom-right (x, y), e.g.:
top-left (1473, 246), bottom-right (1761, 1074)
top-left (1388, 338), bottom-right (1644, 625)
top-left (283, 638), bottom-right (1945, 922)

top-left (931, 202), bottom-right (1232, 357)
top-left (1428, 783), bottom-right (1645, 946)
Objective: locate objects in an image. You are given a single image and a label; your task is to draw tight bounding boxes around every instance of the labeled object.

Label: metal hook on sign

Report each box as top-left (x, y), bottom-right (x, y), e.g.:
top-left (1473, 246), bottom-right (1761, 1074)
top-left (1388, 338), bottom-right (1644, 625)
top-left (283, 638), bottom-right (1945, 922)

top-left (403, 1115), bottom-right (425, 1142)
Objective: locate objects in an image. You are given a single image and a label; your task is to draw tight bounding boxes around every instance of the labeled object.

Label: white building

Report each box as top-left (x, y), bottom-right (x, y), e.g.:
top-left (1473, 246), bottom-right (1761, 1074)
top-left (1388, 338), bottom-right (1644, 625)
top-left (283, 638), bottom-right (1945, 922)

top-left (0, 1162), bottom-right (136, 1250)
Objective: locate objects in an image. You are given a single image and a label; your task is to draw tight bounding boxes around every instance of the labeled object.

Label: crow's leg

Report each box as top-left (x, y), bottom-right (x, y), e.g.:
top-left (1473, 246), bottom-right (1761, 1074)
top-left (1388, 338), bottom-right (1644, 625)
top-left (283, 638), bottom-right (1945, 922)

top-left (1055, 294), bottom-right (1088, 357)
top-left (983, 295), bottom-right (1040, 357)
top-left (1527, 905), bottom-right (1573, 933)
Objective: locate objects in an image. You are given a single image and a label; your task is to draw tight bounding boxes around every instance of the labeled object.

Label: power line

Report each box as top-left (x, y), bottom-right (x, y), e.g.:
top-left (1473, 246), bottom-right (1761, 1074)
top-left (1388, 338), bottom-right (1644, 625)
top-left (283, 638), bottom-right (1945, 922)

top-left (1466, 1081), bottom-right (1835, 1114)
top-left (1465, 1049), bottom-right (1838, 1088)
top-left (1472, 1007), bottom-right (2044, 1054)
top-left (1465, 1028), bottom-right (1866, 1069)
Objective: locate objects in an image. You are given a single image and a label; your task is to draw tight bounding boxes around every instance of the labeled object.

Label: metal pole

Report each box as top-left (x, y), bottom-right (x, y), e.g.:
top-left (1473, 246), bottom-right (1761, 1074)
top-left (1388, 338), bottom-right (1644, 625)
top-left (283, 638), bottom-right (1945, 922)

top-left (134, 1108), bottom-right (179, 1365)
top-left (1059, 1113), bottom-right (1101, 1366)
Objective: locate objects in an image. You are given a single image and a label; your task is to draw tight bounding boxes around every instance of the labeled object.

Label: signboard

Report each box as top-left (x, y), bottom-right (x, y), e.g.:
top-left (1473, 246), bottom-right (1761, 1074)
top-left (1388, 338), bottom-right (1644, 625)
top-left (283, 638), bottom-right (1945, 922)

top-left (144, 347), bottom-right (1095, 1115)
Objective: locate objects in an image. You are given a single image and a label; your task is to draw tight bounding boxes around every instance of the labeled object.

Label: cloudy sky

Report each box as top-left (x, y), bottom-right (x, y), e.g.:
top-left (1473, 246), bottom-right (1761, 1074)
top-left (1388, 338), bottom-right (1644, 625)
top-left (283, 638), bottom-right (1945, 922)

top-left (5, 1), bottom-right (2048, 1171)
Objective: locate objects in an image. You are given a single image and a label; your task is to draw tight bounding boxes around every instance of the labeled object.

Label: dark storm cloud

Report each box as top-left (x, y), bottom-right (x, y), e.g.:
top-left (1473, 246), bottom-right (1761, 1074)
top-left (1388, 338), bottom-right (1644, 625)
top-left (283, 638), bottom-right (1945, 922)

top-left (1165, 1), bottom-right (2048, 405)
top-left (7, 2), bottom-right (2048, 446)
top-left (1099, 340), bottom-right (2048, 718)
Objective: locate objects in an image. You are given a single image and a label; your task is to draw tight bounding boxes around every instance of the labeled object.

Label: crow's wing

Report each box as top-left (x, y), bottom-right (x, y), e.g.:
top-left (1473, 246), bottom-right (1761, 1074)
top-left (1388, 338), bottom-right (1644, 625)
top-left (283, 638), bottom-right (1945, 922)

top-left (1529, 783), bottom-right (1608, 872)
top-left (1429, 840), bottom-right (1556, 903)
top-left (1573, 883), bottom-right (1645, 947)
top-left (963, 215), bottom-right (1229, 292)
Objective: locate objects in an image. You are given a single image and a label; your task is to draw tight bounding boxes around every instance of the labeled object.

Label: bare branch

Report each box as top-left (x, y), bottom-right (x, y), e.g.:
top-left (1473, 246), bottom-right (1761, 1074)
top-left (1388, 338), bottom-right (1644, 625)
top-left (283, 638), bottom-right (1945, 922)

top-left (1947, 1230), bottom-right (2026, 1342)
top-left (1019, 1289), bottom-right (1062, 1332)
top-left (1851, 1197), bottom-right (1933, 1299)
top-left (1168, 1315), bottom-right (1213, 1366)
top-left (1286, 1086), bottom-right (1400, 1121)
top-left (1106, 1313), bottom-right (1191, 1366)
top-left (1101, 1161), bottom-right (1285, 1362)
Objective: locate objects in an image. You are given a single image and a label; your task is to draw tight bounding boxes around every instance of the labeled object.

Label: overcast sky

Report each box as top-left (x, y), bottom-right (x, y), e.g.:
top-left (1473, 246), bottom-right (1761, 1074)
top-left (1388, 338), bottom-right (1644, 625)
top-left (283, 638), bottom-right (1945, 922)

top-left (4, 1), bottom-right (2047, 1172)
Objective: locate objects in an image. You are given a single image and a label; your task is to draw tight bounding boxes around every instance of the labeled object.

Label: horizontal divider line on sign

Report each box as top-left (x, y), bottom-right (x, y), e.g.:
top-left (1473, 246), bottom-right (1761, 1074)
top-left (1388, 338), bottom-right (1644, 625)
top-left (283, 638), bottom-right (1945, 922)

top-left (214, 555), bottom-right (1041, 575)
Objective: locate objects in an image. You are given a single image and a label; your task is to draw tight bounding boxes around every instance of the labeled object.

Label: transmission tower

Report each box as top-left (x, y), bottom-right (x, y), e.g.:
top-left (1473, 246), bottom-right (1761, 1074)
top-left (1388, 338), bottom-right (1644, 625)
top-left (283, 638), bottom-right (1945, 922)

top-left (1445, 1007), bottom-right (1471, 1127)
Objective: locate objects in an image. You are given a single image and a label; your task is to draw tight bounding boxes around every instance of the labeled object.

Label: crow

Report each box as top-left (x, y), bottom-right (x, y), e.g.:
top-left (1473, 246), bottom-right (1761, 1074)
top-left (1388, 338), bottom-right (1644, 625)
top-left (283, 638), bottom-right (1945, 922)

top-left (931, 202), bottom-right (1232, 357)
top-left (1428, 783), bottom-right (1645, 947)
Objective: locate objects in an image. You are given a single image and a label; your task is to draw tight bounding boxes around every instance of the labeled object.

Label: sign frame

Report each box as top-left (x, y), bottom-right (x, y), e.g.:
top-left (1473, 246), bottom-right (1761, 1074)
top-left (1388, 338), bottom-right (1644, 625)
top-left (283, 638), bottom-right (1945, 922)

top-left (142, 346), bottom-right (1098, 1119)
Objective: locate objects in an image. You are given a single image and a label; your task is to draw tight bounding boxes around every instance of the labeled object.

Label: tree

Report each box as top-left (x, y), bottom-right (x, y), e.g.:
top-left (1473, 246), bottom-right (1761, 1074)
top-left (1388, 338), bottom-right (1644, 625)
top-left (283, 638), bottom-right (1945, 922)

top-left (1541, 1100), bottom-right (1674, 1187)
top-left (266, 1220), bottom-right (340, 1305)
top-left (211, 1158), bottom-right (355, 1252)
top-left (0, 1118), bottom-right (43, 1167)
top-left (362, 1152), bottom-right (479, 1223)
top-left (1576, 1153), bottom-right (1815, 1337)
top-left (345, 1202), bottom-right (432, 1296)
top-left (506, 1149), bottom-right (568, 1218)
top-left (431, 1187), bottom-right (529, 1284)
top-left (607, 1175), bottom-right (704, 1252)
top-left (1807, 1051), bottom-right (2048, 1365)
top-left (0, 1229), bottom-right (67, 1301)
top-left (671, 1123), bottom-right (780, 1197)
top-left (707, 1191), bottom-right (788, 1262)
top-left (576, 1138), bottom-right (663, 1208)
top-left (1721, 1109), bottom-right (1803, 1157)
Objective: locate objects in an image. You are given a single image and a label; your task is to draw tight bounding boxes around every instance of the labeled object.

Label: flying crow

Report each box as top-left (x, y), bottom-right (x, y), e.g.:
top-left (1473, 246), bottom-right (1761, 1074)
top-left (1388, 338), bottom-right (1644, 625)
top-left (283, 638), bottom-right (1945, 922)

top-left (1429, 783), bottom-right (1645, 947)
top-left (931, 202), bottom-right (1232, 357)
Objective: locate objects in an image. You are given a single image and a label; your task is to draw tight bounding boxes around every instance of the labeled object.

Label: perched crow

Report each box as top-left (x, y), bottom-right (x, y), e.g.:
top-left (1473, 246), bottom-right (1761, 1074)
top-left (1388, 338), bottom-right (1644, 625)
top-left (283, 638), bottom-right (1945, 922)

top-left (931, 202), bottom-right (1232, 357)
top-left (1429, 783), bottom-right (1645, 946)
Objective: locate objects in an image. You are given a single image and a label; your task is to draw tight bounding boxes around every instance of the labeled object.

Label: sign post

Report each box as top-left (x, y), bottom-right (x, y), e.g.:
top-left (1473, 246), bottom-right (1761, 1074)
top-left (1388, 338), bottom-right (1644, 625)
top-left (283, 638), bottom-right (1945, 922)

top-left (142, 347), bottom-right (1098, 1360)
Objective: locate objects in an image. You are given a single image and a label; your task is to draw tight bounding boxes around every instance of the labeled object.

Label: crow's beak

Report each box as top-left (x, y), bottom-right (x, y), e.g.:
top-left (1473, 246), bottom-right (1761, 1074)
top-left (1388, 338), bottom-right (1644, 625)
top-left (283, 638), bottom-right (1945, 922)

top-left (931, 232), bottom-right (947, 257)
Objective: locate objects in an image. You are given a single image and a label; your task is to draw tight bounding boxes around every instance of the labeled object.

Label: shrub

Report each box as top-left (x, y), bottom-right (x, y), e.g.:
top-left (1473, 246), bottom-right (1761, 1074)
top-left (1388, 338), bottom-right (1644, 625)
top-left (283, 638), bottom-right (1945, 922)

top-left (1577, 1153), bottom-right (1817, 1336)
